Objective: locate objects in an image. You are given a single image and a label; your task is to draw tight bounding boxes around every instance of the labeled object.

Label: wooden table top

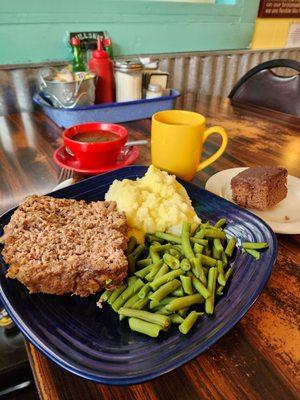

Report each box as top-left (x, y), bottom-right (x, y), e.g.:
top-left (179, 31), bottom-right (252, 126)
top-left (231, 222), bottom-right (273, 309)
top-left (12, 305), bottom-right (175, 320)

top-left (1, 94), bottom-right (299, 400)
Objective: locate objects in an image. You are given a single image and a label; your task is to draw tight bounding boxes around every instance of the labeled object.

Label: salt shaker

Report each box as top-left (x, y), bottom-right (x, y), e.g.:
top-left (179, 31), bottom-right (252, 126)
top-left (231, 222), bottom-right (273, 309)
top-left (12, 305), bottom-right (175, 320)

top-left (114, 60), bottom-right (143, 102)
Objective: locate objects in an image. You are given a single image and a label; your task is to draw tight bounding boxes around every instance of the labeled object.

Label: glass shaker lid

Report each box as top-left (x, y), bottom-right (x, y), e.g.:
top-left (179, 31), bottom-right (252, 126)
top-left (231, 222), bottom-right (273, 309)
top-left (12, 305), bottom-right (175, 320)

top-left (114, 60), bottom-right (143, 71)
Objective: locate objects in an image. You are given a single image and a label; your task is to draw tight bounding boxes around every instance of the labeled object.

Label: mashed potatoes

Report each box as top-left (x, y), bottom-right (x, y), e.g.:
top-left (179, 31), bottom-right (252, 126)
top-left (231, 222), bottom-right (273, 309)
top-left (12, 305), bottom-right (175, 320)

top-left (105, 165), bottom-right (200, 240)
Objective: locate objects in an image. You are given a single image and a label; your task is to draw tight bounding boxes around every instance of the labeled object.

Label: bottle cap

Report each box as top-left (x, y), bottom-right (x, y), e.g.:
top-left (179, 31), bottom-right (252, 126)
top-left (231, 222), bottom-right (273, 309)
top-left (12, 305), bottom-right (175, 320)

top-left (70, 37), bottom-right (81, 46)
top-left (103, 37), bottom-right (111, 47)
top-left (92, 36), bottom-right (109, 59)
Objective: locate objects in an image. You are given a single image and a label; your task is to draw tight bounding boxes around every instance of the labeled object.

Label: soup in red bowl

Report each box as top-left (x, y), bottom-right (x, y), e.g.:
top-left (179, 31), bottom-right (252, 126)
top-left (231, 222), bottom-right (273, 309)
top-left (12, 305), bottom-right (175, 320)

top-left (63, 122), bottom-right (128, 168)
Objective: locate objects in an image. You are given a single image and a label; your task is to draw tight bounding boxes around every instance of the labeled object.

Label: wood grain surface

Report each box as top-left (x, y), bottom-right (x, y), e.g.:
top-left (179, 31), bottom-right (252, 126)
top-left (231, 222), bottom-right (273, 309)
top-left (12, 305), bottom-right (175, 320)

top-left (1, 94), bottom-right (299, 400)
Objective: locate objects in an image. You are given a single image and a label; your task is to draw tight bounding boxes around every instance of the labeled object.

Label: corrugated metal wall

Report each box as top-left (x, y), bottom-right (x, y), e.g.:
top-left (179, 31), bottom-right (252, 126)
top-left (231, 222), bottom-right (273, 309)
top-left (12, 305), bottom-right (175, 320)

top-left (157, 48), bottom-right (300, 98)
top-left (0, 48), bottom-right (299, 115)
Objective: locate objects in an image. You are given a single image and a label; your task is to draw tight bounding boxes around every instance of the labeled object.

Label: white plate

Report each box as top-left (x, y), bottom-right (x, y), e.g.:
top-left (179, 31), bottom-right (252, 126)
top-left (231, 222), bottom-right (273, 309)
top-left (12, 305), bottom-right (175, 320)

top-left (205, 168), bottom-right (300, 234)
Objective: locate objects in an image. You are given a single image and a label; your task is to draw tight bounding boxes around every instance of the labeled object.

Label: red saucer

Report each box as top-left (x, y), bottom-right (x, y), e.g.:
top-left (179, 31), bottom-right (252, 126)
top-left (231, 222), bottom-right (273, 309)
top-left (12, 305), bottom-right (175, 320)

top-left (53, 145), bottom-right (139, 175)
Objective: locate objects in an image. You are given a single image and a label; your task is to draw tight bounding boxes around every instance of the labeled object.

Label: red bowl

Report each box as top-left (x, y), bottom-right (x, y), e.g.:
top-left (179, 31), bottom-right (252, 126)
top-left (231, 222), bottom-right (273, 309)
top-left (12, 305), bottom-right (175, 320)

top-left (63, 122), bottom-right (128, 168)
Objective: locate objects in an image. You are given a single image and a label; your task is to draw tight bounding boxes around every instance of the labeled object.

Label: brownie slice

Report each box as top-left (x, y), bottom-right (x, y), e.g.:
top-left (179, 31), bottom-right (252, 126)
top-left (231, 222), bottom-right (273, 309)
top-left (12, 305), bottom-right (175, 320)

top-left (231, 167), bottom-right (287, 210)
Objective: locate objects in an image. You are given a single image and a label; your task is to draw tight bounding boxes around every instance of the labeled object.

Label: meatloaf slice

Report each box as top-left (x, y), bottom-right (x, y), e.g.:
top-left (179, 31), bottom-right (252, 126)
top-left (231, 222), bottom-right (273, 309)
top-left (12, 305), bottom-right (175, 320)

top-left (1, 195), bottom-right (128, 296)
top-left (231, 166), bottom-right (287, 210)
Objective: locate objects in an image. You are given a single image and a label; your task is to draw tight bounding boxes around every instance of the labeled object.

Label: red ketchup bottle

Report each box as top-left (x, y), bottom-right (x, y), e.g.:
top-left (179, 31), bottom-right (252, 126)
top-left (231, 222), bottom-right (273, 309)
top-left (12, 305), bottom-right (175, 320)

top-left (89, 37), bottom-right (115, 104)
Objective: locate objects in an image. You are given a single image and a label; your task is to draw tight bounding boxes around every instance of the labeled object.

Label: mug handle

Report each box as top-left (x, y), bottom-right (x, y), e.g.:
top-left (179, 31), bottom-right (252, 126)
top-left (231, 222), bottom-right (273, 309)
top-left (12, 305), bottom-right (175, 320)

top-left (197, 126), bottom-right (228, 171)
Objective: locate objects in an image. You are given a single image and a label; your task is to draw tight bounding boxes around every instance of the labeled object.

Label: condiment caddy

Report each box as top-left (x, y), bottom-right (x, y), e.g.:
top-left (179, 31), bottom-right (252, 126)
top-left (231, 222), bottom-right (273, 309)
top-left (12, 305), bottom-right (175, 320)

top-left (35, 35), bottom-right (178, 127)
top-left (33, 89), bottom-right (180, 128)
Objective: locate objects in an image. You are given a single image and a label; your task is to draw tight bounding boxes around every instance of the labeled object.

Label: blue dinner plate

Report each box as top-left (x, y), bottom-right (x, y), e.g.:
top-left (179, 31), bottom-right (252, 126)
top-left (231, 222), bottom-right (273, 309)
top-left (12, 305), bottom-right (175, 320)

top-left (0, 166), bottom-right (277, 385)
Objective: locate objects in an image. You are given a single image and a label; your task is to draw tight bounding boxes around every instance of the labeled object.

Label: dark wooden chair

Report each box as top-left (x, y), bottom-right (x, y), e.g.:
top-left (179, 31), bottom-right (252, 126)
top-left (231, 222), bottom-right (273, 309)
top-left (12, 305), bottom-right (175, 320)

top-left (228, 59), bottom-right (300, 117)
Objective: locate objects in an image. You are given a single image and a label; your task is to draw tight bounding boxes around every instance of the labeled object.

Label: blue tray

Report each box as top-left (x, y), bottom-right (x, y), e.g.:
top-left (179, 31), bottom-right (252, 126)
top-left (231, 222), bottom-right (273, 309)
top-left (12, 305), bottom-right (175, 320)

top-left (33, 90), bottom-right (180, 128)
top-left (0, 166), bottom-right (277, 385)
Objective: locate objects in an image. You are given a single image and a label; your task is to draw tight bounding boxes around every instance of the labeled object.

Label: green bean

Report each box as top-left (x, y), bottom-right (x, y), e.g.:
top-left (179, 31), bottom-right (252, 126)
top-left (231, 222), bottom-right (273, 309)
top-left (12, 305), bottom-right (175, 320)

top-left (126, 236), bottom-right (137, 255)
top-left (145, 260), bottom-right (164, 281)
top-left (128, 244), bottom-right (146, 274)
top-left (127, 254), bottom-right (136, 274)
top-left (119, 287), bottom-right (145, 320)
top-left (245, 248), bottom-right (260, 260)
top-left (149, 245), bottom-right (161, 264)
top-left (163, 253), bottom-right (181, 269)
top-left (153, 263), bottom-right (169, 280)
top-left (194, 256), bottom-right (208, 273)
top-left (151, 241), bottom-right (163, 247)
top-left (205, 226), bottom-right (221, 232)
top-left (131, 244), bottom-right (146, 259)
top-left (155, 232), bottom-right (181, 244)
top-left (152, 243), bottom-right (172, 252)
top-left (134, 264), bottom-right (152, 278)
top-left (217, 260), bottom-right (226, 286)
top-left (150, 269), bottom-right (183, 291)
top-left (188, 272), bottom-right (210, 299)
top-left (242, 242), bottom-right (269, 250)
top-left (190, 257), bottom-right (207, 285)
top-left (216, 266), bottom-right (232, 296)
top-left (167, 294), bottom-right (204, 311)
top-left (200, 254), bottom-right (217, 268)
top-left (216, 285), bottom-right (224, 296)
top-left (149, 297), bottom-right (172, 312)
top-left (149, 279), bottom-right (181, 302)
top-left (201, 221), bottom-right (211, 228)
top-left (212, 245), bottom-right (221, 260)
top-left (225, 237), bottom-right (236, 257)
top-left (128, 317), bottom-right (162, 338)
top-left (213, 238), bottom-right (224, 253)
top-left (193, 224), bottom-right (201, 235)
top-left (168, 248), bottom-right (181, 259)
top-left (128, 276), bottom-right (138, 286)
top-left (145, 234), bottom-right (165, 243)
top-left (214, 218), bottom-right (227, 228)
top-left (171, 287), bottom-right (184, 297)
top-left (131, 297), bottom-right (150, 310)
top-left (193, 243), bottom-right (204, 254)
top-left (179, 311), bottom-right (202, 334)
top-left (112, 278), bottom-right (143, 311)
top-left (225, 267), bottom-right (233, 281)
top-left (154, 306), bottom-right (173, 315)
top-left (123, 292), bottom-right (140, 308)
top-left (154, 231), bottom-right (207, 247)
top-left (170, 314), bottom-right (184, 324)
top-left (190, 237), bottom-right (209, 246)
top-left (204, 229), bottom-right (226, 239)
top-left (138, 283), bottom-right (151, 299)
top-left (150, 296), bottom-right (177, 310)
top-left (119, 308), bottom-right (171, 330)
top-left (136, 258), bottom-right (152, 268)
top-left (205, 267), bottom-right (218, 314)
top-left (180, 275), bottom-right (193, 295)
top-left (181, 258), bottom-right (191, 272)
top-left (178, 307), bottom-right (188, 318)
top-left (181, 221), bottom-right (195, 259)
top-left (173, 244), bottom-right (183, 254)
top-left (194, 228), bottom-right (206, 239)
top-left (107, 284), bottom-right (127, 305)
top-left (221, 251), bottom-right (228, 267)
top-left (98, 289), bottom-right (112, 304)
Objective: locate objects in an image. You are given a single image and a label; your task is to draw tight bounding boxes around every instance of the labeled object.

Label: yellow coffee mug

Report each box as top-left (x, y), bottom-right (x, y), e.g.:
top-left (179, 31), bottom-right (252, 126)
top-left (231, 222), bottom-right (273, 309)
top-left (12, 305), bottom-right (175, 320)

top-left (151, 110), bottom-right (228, 181)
